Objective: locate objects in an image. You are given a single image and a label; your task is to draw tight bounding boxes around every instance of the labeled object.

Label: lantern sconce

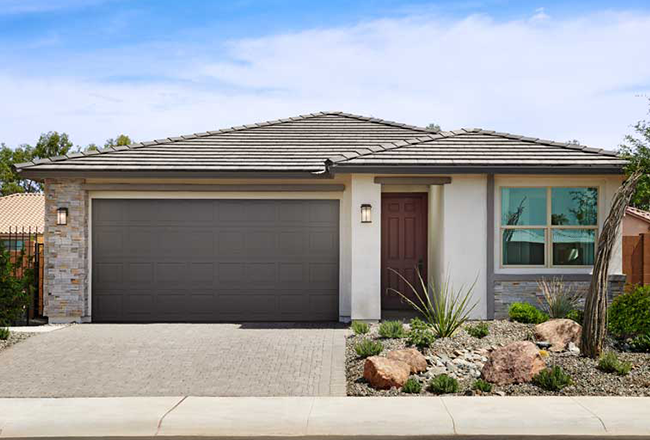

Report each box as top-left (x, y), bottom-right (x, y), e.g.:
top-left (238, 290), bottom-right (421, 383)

top-left (360, 204), bottom-right (372, 223)
top-left (56, 207), bottom-right (68, 226)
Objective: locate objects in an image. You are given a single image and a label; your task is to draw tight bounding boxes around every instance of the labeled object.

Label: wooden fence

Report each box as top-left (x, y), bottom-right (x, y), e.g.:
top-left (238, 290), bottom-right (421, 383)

top-left (623, 233), bottom-right (650, 286)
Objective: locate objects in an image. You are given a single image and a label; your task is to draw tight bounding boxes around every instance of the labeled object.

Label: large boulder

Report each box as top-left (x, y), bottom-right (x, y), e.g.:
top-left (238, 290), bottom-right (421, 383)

top-left (481, 341), bottom-right (546, 385)
top-left (387, 349), bottom-right (427, 373)
top-left (363, 356), bottom-right (410, 389)
top-left (534, 319), bottom-right (582, 352)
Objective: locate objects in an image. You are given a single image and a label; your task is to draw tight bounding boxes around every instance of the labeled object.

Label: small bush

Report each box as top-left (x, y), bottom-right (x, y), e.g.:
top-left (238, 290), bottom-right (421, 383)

top-left (409, 317), bottom-right (430, 331)
top-left (0, 327), bottom-right (9, 340)
top-left (407, 328), bottom-right (436, 349)
top-left (466, 322), bottom-right (489, 339)
top-left (537, 277), bottom-right (582, 318)
top-left (566, 309), bottom-right (584, 325)
top-left (598, 352), bottom-right (632, 376)
top-left (355, 339), bottom-right (383, 358)
top-left (472, 379), bottom-right (492, 393)
top-left (509, 302), bottom-right (549, 324)
top-left (532, 366), bottom-right (573, 391)
top-left (378, 320), bottom-right (406, 339)
top-left (402, 377), bottom-right (422, 394)
top-left (629, 334), bottom-right (650, 353)
top-left (428, 374), bottom-right (459, 394)
top-left (351, 321), bottom-right (370, 335)
top-left (609, 285), bottom-right (650, 338)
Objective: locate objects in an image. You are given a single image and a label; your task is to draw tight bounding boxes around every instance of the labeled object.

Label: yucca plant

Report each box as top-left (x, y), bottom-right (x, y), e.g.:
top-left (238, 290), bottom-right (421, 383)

top-left (537, 277), bottom-right (583, 319)
top-left (387, 268), bottom-right (477, 338)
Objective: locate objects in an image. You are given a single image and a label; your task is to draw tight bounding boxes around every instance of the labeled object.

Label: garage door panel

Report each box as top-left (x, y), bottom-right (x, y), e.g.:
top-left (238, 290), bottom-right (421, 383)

top-left (92, 199), bottom-right (339, 322)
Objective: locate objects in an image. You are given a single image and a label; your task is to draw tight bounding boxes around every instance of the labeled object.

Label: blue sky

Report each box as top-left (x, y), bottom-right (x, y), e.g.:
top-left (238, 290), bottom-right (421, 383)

top-left (1, 0), bottom-right (649, 149)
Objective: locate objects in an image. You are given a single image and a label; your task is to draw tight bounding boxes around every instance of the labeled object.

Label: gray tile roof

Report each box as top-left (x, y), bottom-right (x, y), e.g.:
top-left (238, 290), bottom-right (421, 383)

top-left (16, 112), bottom-right (625, 176)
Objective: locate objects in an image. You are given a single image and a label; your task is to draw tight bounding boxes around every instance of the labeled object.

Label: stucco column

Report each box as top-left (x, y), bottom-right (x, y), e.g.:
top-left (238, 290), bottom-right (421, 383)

top-left (349, 175), bottom-right (382, 321)
top-left (43, 178), bottom-right (88, 323)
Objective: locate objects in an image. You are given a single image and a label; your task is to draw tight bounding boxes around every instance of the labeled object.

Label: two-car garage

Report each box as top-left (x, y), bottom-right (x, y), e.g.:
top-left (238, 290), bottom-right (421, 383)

top-left (91, 199), bottom-right (340, 322)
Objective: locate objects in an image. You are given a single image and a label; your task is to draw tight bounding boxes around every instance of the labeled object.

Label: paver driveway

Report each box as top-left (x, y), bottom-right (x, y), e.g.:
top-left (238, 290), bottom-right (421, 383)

top-left (0, 323), bottom-right (347, 397)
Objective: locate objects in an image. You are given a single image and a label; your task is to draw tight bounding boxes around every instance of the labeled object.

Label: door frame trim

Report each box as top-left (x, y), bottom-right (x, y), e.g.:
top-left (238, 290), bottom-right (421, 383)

top-left (380, 192), bottom-right (429, 312)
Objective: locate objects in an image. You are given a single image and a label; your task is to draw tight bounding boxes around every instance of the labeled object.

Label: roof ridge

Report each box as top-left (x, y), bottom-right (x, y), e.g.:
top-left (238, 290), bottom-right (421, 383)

top-left (15, 111), bottom-right (437, 170)
top-left (0, 192), bottom-right (44, 199)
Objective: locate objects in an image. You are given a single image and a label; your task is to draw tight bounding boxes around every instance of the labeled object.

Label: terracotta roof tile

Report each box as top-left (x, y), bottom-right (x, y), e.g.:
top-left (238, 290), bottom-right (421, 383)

top-left (626, 206), bottom-right (650, 224)
top-left (0, 193), bottom-right (44, 234)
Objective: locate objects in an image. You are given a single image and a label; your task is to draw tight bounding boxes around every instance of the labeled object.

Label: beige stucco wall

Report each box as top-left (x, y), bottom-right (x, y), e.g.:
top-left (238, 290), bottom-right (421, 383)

top-left (623, 214), bottom-right (650, 236)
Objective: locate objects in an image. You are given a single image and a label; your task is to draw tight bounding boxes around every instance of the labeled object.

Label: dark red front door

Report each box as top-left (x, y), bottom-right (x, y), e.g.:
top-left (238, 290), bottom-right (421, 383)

top-left (381, 193), bottom-right (428, 311)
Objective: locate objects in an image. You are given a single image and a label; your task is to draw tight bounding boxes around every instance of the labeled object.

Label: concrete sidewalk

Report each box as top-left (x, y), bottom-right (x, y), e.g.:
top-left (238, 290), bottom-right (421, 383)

top-left (0, 396), bottom-right (648, 438)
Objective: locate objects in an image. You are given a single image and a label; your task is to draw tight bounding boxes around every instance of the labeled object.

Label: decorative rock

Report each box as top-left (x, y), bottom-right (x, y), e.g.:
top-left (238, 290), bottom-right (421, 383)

top-left (387, 349), bottom-right (427, 373)
top-left (568, 342), bottom-right (581, 355)
top-left (363, 356), bottom-right (410, 389)
top-left (534, 319), bottom-right (582, 352)
top-left (481, 341), bottom-right (546, 385)
top-left (535, 341), bottom-right (552, 349)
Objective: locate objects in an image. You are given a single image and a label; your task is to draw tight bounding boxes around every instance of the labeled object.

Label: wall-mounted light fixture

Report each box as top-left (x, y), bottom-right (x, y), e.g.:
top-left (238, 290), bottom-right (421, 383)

top-left (361, 204), bottom-right (372, 223)
top-left (56, 207), bottom-right (68, 225)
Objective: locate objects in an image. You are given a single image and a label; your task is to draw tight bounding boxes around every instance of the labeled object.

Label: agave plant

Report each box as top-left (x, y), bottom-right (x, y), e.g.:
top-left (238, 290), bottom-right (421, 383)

top-left (387, 268), bottom-right (477, 338)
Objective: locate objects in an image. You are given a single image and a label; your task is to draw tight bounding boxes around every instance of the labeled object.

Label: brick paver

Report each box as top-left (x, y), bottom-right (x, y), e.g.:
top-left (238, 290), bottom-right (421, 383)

top-left (0, 323), bottom-right (347, 397)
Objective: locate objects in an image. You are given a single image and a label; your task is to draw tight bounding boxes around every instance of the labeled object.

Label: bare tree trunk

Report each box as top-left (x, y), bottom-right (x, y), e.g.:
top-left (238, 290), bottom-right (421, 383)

top-left (581, 171), bottom-right (642, 358)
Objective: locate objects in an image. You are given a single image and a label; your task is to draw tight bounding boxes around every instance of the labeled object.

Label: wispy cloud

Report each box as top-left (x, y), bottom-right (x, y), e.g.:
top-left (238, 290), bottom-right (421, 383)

top-left (1, 8), bottom-right (649, 149)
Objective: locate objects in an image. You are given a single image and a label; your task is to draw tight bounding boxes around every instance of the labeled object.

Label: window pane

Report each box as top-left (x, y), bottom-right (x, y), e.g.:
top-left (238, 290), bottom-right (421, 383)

top-left (552, 229), bottom-right (595, 266)
top-left (501, 188), bottom-right (547, 226)
top-left (551, 187), bottom-right (598, 226)
top-left (503, 229), bottom-right (545, 265)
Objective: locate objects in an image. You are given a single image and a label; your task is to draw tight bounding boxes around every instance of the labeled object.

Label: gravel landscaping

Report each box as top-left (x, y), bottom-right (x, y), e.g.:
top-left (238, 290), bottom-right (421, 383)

top-left (346, 320), bottom-right (650, 396)
top-left (0, 331), bottom-right (34, 353)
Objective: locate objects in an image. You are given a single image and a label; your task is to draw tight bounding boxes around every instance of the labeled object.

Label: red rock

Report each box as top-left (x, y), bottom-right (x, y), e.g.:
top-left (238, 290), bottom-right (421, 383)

top-left (534, 319), bottom-right (582, 352)
top-left (363, 356), bottom-right (410, 389)
top-left (387, 348), bottom-right (427, 373)
top-left (481, 341), bottom-right (546, 385)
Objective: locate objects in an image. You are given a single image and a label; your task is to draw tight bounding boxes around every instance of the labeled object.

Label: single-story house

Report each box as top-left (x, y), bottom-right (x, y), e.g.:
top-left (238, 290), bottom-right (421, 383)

top-left (16, 112), bottom-right (627, 323)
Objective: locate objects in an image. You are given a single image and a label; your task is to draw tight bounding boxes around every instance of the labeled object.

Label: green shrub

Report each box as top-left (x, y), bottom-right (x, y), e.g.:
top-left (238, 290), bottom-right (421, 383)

top-left (428, 374), bottom-right (459, 394)
top-left (472, 379), bottom-right (492, 393)
top-left (598, 352), bottom-right (632, 376)
top-left (0, 244), bottom-right (33, 326)
top-left (0, 327), bottom-right (9, 340)
top-left (351, 321), bottom-right (370, 336)
top-left (387, 268), bottom-right (478, 338)
top-left (407, 328), bottom-right (436, 349)
top-left (508, 302), bottom-right (549, 324)
top-left (354, 339), bottom-right (383, 358)
top-left (466, 322), bottom-right (489, 339)
top-left (378, 320), bottom-right (406, 339)
top-left (537, 277), bottom-right (582, 318)
top-left (609, 285), bottom-right (650, 338)
top-left (409, 317), bottom-right (430, 331)
top-left (532, 366), bottom-right (573, 391)
top-left (566, 309), bottom-right (584, 325)
top-left (629, 334), bottom-right (650, 353)
top-left (402, 377), bottom-right (422, 394)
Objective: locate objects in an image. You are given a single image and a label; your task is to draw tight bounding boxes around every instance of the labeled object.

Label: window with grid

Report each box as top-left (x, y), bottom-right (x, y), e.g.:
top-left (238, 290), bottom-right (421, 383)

top-left (500, 187), bottom-right (598, 267)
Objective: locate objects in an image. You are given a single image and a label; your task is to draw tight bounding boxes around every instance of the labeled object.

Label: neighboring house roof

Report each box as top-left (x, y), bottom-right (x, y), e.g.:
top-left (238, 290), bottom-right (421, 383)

top-left (626, 206), bottom-right (650, 224)
top-left (0, 193), bottom-right (44, 234)
top-left (15, 112), bottom-right (625, 177)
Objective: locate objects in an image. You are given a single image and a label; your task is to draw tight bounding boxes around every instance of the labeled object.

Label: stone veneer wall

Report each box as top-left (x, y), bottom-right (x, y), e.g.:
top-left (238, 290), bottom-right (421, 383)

top-left (43, 178), bottom-right (88, 323)
top-left (493, 274), bottom-right (627, 319)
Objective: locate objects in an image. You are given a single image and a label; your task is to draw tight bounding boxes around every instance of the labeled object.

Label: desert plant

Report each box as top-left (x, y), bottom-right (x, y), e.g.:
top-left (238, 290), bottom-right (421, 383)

top-left (508, 302), bottom-right (548, 324)
top-left (428, 374), bottom-right (459, 394)
top-left (351, 320), bottom-right (370, 336)
top-left (378, 320), bottom-right (406, 339)
top-left (407, 327), bottom-right (436, 349)
top-left (409, 317), bottom-right (430, 331)
top-left (466, 322), bottom-right (489, 339)
top-left (598, 352), bottom-right (632, 376)
top-left (402, 377), bottom-right (422, 394)
top-left (532, 366), bottom-right (573, 391)
top-left (387, 268), bottom-right (477, 338)
top-left (566, 309), bottom-right (584, 325)
top-left (537, 277), bottom-right (583, 319)
top-left (629, 333), bottom-right (650, 353)
top-left (472, 379), bottom-right (492, 393)
top-left (354, 339), bottom-right (383, 358)
top-left (608, 285), bottom-right (650, 339)
top-left (0, 327), bottom-right (9, 340)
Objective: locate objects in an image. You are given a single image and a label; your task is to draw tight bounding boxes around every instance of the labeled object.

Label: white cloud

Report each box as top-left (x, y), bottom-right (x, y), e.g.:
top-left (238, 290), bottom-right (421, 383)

top-left (1, 10), bottom-right (649, 149)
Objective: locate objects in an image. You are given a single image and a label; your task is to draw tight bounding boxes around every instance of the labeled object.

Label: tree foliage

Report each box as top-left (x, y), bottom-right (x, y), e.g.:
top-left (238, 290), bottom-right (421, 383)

top-left (619, 99), bottom-right (650, 210)
top-left (426, 122), bottom-right (441, 131)
top-left (104, 134), bottom-right (133, 149)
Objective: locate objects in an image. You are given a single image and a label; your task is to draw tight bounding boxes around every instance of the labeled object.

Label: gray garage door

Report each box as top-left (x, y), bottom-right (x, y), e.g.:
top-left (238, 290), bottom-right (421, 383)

top-left (92, 199), bottom-right (339, 322)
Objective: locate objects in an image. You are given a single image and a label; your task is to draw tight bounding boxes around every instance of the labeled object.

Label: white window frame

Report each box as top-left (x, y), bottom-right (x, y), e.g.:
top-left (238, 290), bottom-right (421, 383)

top-left (499, 186), bottom-right (599, 269)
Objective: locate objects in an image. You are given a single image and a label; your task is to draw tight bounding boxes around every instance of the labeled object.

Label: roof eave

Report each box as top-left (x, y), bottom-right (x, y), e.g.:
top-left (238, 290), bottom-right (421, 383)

top-left (329, 164), bottom-right (626, 175)
top-left (18, 169), bottom-right (334, 180)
